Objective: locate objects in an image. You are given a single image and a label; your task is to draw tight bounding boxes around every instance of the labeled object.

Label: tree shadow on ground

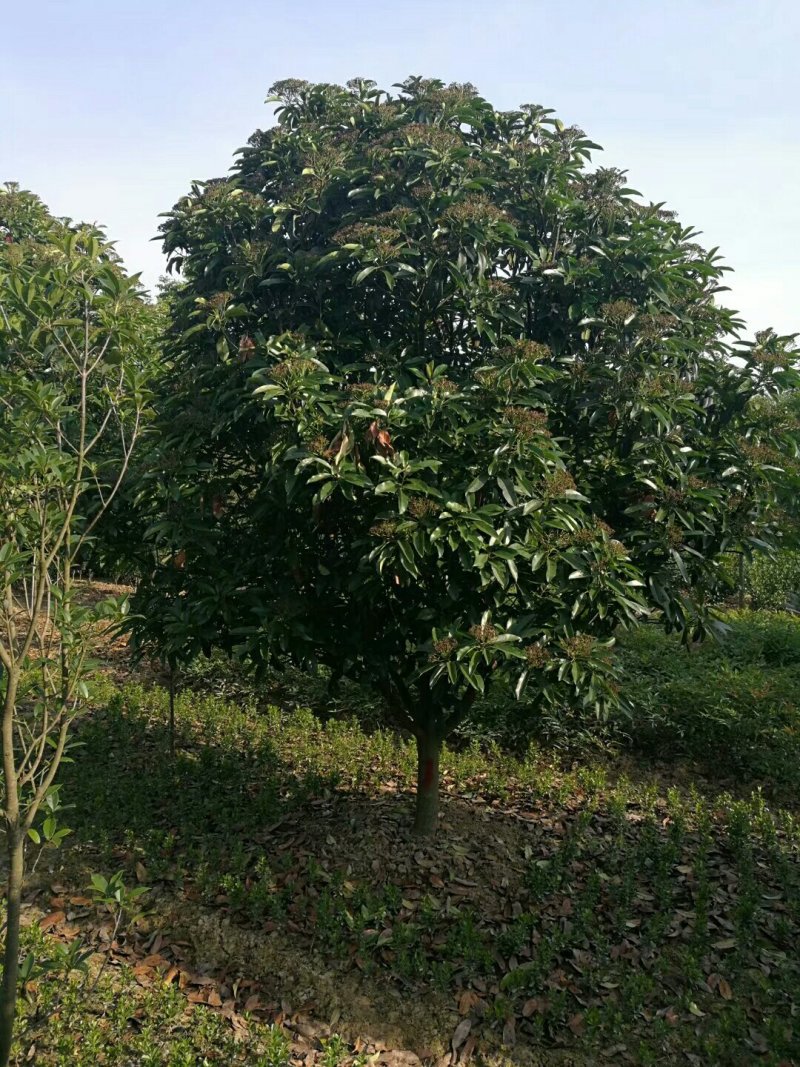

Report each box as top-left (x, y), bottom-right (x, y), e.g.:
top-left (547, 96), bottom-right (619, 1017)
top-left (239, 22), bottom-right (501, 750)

top-left (43, 686), bottom-right (800, 1066)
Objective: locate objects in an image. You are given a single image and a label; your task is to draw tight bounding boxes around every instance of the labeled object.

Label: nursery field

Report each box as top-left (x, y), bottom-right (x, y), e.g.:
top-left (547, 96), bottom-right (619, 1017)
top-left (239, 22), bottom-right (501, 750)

top-left (8, 607), bottom-right (800, 1067)
top-left (4, 77), bottom-right (800, 1067)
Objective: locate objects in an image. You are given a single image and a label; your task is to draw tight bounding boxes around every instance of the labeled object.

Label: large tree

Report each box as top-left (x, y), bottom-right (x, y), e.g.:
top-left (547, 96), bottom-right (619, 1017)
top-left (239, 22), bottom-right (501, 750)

top-left (134, 78), bottom-right (798, 833)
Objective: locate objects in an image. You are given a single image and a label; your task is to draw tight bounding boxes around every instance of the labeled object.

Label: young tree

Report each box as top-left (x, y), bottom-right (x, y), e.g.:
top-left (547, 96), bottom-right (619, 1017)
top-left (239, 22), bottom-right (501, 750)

top-left (134, 79), bottom-right (798, 834)
top-left (0, 185), bottom-right (153, 1064)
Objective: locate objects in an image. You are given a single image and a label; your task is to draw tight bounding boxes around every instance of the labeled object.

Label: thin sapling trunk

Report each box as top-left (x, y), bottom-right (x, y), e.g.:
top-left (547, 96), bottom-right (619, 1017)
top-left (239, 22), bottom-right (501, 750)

top-left (414, 730), bottom-right (442, 836)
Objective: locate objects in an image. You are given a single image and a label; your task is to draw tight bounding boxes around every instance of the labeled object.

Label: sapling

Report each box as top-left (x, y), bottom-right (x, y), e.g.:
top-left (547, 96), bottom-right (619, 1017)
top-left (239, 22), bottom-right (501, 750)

top-left (0, 187), bottom-right (154, 1065)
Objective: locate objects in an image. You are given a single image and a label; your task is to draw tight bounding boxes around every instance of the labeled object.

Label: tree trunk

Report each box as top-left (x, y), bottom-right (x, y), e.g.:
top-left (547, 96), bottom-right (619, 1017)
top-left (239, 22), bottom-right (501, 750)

top-left (168, 669), bottom-right (176, 759)
top-left (738, 552), bottom-right (746, 610)
top-left (0, 832), bottom-right (24, 1067)
top-left (414, 732), bottom-right (441, 836)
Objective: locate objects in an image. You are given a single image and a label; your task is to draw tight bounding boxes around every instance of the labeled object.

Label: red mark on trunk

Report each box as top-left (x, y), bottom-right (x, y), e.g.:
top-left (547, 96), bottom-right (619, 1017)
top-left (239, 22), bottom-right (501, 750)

top-left (421, 757), bottom-right (436, 790)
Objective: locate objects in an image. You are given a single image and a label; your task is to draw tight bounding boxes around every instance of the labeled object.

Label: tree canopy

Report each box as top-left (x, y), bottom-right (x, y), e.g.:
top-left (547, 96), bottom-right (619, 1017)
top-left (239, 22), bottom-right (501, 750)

top-left (133, 78), bottom-right (799, 831)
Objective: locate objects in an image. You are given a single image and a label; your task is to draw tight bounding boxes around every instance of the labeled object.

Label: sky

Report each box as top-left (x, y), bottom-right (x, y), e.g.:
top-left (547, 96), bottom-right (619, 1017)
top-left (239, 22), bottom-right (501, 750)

top-left (3, 0), bottom-right (799, 336)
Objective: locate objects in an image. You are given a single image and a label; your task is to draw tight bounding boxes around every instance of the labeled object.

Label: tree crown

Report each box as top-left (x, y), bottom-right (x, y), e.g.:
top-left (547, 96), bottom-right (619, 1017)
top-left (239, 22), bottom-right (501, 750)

top-left (133, 78), bottom-right (800, 727)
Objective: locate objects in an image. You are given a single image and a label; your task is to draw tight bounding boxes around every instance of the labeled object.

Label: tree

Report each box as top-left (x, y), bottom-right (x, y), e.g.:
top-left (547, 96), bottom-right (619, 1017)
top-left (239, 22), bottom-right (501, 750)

top-left (0, 184), bottom-right (153, 1064)
top-left (75, 274), bottom-right (174, 583)
top-left (133, 78), bottom-right (799, 835)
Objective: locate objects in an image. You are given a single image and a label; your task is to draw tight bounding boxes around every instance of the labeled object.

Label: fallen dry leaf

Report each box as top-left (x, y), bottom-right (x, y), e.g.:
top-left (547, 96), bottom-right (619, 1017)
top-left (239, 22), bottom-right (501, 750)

top-left (502, 1016), bottom-right (516, 1047)
top-left (378, 1052), bottom-right (422, 1067)
top-left (568, 1012), bottom-right (585, 1036)
top-left (39, 911), bottom-right (65, 933)
top-left (451, 1018), bottom-right (471, 1053)
top-left (140, 953), bottom-right (168, 969)
top-left (457, 990), bottom-right (482, 1016)
top-left (459, 1035), bottom-right (477, 1065)
top-left (522, 996), bottom-right (547, 1017)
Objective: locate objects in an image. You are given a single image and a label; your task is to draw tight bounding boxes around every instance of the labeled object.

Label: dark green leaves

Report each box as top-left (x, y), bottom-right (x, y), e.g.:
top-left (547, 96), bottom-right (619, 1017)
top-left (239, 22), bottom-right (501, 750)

top-left (132, 77), bottom-right (799, 741)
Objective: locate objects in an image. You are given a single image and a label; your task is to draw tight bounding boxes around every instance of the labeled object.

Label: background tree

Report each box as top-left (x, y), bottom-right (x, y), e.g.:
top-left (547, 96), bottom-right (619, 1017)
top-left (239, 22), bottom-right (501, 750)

top-left (0, 185), bottom-right (153, 1064)
top-left (76, 274), bottom-right (175, 583)
top-left (133, 78), bottom-right (799, 834)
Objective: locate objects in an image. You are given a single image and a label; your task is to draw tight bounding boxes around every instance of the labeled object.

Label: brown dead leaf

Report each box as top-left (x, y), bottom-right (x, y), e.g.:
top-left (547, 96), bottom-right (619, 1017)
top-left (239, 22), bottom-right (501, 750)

top-left (227, 1009), bottom-right (248, 1041)
top-left (379, 1052), bottom-right (422, 1067)
top-left (133, 965), bottom-right (153, 987)
top-left (244, 994), bottom-right (262, 1013)
top-left (718, 978), bottom-right (733, 1000)
top-left (140, 953), bottom-right (167, 969)
top-left (459, 1035), bottom-right (477, 1065)
top-left (39, 911), bottom-right (65, 932)
top-left (522, 997), bottom-right (547, 1017)
top-left (568, 1012), bottom-right (585, 1036)
top-left (164, 966), bottom-right (179, 986)
top-left (208, 989), bottom-right (223, 1008)
top-left (457, 990), bottom-right (482, 1016)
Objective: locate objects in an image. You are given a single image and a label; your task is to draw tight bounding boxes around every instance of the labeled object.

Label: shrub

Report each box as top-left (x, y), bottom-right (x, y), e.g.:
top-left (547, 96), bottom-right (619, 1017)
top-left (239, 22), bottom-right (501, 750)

top-left (746, 550), bottom-right (800, 611)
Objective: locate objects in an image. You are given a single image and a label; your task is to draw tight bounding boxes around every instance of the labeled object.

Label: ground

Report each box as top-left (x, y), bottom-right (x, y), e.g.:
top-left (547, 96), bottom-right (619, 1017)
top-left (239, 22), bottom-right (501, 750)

top-left (4, 589), bottom-right (800, 1066)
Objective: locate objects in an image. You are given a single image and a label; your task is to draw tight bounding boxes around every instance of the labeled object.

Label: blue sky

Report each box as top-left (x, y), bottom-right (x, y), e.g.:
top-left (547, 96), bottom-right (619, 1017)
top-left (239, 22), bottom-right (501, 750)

top-left (4, 0), bottom-right (798, 335)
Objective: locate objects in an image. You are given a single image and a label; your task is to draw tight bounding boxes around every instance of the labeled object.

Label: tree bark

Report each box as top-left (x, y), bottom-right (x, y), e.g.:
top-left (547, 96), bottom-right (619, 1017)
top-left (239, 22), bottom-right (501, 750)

top-left (0, 662), bottom-right (21, 1067)
top-left (414, 731), bottom-right (441, 836)
top-left (0, 832), bottom-right (24, 1067)
top-left (168, 668), bottom-right (176, 759)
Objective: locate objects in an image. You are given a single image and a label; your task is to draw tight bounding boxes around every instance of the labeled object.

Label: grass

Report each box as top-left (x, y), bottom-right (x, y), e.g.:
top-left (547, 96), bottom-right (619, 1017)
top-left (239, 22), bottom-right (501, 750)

top-left (6, 609), bottom-right (800, 1065)
top-left (185, 610), bottom-right (800, 800)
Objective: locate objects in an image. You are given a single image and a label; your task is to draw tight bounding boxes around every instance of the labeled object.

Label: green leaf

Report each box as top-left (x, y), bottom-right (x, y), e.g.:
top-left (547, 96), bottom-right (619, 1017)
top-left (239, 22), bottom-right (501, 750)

top-left (497, 477), bottom-right (517, 506)
top-left (354, 266), bottom-right (378, 285)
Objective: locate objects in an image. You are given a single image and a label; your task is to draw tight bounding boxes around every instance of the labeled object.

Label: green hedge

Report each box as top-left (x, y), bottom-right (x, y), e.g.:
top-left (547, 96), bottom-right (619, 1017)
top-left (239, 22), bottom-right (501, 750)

top-left (745, 550), bottom-right (800, 611)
